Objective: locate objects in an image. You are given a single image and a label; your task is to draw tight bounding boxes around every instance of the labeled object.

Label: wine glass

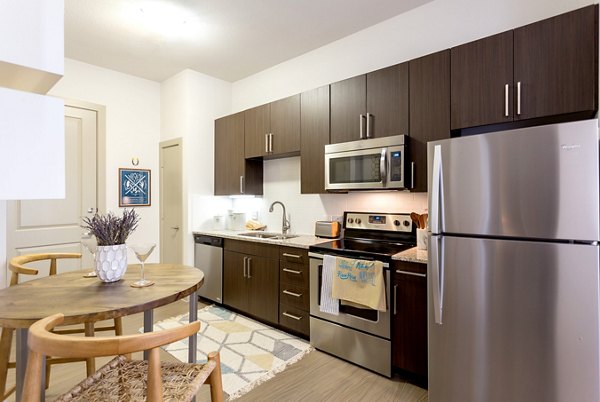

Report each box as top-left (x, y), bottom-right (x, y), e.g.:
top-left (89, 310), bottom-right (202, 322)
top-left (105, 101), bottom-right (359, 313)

top-left (129, 243), bottom-right (156, 287)
top-left (81, 233), bottom-right (98, 278)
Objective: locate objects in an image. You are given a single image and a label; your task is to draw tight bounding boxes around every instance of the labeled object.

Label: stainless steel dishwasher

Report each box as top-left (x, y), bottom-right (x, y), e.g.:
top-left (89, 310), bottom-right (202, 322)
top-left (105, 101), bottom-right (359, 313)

top-left (193, 234), bottom-right (223, 303)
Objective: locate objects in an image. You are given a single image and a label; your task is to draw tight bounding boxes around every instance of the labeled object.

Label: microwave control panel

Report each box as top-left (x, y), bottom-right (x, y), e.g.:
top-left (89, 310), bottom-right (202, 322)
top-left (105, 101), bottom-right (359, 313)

top-left (390, 151), bottom-right (402, 182)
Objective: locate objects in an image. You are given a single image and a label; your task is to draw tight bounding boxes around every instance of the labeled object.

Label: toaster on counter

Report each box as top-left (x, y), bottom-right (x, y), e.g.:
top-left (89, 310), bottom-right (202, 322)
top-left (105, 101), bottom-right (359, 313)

top-left (315, 221), bottom-right (340, 238)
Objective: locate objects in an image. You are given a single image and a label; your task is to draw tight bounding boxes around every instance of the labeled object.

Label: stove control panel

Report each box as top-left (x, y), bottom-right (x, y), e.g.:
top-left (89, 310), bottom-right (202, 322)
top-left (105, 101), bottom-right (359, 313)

top-left (345, 212), bottom-right (413, 232)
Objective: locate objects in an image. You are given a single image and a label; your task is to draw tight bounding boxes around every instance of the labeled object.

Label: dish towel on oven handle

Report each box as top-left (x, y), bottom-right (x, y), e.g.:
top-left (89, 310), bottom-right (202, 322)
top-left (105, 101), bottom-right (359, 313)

top-left (319, 255), bottom-right (339, 315)
top-left (331, 256), bottom-right (386, 312)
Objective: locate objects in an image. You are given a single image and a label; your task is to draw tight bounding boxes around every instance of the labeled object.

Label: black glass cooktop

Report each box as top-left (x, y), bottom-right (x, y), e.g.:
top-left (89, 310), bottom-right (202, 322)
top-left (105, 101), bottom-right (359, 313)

top-left (310, 238), bottom-right (414, 261)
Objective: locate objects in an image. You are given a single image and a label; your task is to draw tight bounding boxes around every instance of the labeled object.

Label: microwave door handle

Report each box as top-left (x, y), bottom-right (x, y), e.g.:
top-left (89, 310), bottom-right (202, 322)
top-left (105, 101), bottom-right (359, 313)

top-left (380, 149), bottom-right (387, 185)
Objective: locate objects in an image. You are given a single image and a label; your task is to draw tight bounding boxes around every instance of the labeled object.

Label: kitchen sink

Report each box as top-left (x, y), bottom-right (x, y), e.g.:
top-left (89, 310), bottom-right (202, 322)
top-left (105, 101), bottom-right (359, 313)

top-left (238, 232), bottom-right (298, 240)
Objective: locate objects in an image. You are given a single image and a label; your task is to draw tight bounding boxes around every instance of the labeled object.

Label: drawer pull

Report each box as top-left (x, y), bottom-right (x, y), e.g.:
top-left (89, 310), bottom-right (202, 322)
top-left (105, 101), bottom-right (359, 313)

top-left (396, 269), bottom-right (426, 278)
top-left (282, 268), bottom-right (302, 275)
top-left (282, 312), bottom-right (302, 321)
top-left (283, 290), bottom-right (302, 298)
top-left (282, 253), bottom-right (301, 259)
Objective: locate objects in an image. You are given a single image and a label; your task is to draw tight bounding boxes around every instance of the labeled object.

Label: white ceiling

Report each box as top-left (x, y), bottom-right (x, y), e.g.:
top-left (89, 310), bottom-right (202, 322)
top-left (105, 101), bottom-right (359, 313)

top-left (65, 0), bottom-right (431, 83)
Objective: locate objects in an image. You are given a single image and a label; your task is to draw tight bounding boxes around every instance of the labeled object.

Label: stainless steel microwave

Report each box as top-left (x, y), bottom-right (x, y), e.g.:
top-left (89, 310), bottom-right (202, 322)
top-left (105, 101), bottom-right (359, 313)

top-left (325, 135), bottom-right (409, 191)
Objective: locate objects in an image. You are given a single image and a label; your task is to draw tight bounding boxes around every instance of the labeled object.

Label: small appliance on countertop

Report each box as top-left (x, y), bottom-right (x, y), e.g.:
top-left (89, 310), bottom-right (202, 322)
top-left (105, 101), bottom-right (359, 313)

top-left (314, 220), bottom-right (341, 238)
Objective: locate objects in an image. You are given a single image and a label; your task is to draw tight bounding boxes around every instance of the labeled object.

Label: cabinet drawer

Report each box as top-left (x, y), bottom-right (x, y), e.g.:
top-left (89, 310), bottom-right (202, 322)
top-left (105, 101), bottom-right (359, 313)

top-left (279, 283), bottom-right (309, 311)
top-left (279, 247), bottom-right (308, 264)
top-left (280, 261), bottom-right (309, 288)
top-left (225, 239), bottom-right (279, 259)
top-left (279, 304), bottom-right (309, 337)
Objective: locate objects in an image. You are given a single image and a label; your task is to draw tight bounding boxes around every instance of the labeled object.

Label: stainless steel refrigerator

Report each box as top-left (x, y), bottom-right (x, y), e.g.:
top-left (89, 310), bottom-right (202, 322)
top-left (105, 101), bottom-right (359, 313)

top-left (427, 119), bottom-right (600, 402)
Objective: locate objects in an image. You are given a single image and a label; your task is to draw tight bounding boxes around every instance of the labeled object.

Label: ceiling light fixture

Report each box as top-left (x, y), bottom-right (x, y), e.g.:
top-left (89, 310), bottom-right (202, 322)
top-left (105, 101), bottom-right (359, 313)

top-left (122, 1), bottom-right (201, 40)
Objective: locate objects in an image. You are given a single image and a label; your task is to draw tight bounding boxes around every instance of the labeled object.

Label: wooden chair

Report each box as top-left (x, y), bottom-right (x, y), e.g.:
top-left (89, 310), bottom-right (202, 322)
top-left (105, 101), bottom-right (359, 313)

top-left (22, 313), bottom-right (223, 402)
top-left (0, 253), bottom-right (123, 400)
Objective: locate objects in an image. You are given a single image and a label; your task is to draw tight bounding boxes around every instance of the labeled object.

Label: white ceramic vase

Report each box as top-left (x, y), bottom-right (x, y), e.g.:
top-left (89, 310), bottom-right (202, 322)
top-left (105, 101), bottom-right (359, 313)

top-left (95, 244), bottom-right (128, 282)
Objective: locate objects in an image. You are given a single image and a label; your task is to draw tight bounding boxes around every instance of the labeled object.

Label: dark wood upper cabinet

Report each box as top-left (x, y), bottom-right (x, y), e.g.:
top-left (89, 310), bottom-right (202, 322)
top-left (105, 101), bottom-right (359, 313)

top-left (300, 85), bottom-right (330, 194)
top-left (244, 103), bottom-right (270, 158)
top-left (514, 4), bottom-right (598, 120)
top-left (409, 50), bottom-right (451, 192)
top-left (270, 94), bottom-right (301, 156)
top-left (366, 63), bottom-right (409, 138)
top-left (244, 96), bottom-right (300, 158)
top-left (451, 5), bottom-right (598, 131)
top-left (330, 75), bottom-right (366, 144)
top-left (214, 112), bottom-right (262, 196)
top-left (451, 31), bottom-right (514, 129)
top-left (330, 64), bottom-right (409, 144)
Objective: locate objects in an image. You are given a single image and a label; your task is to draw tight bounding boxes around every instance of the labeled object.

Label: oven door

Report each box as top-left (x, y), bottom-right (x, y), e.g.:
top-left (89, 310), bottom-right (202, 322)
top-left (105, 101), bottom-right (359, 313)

top-left (309, 254), bottom-right (391, 339)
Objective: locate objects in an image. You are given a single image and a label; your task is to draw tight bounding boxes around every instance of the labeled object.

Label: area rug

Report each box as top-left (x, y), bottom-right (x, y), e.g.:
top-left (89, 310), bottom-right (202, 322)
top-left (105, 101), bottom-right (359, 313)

top-left (149, 305), bottom-right (313, 400)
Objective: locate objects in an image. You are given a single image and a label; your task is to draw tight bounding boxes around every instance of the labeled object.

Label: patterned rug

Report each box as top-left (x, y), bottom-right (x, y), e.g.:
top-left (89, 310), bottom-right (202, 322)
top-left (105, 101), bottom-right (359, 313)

top-left (149, 305), bottom-right (313, 400)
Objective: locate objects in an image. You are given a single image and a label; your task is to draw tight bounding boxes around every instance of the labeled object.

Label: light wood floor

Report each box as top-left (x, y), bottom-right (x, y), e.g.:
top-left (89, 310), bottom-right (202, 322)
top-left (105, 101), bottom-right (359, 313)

top-left (4, 300), bottom-right (428, 401)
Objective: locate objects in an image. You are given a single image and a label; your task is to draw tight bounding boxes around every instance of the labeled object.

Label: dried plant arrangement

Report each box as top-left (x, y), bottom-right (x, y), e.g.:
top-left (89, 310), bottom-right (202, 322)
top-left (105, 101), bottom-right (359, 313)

top-left (82, 209), bottom-right (140, 246)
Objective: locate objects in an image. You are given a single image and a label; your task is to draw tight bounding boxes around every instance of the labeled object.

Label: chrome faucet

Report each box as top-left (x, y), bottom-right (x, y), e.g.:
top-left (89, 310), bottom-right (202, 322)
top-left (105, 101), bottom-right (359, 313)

top-left (269, 201), bottom-right (291, 235)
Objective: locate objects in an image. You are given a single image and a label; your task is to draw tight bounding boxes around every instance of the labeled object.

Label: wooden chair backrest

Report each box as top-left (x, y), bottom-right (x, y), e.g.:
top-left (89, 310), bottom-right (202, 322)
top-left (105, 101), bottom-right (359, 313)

top-left (8, 253), bottom-right (82, 286)
top-left (22, 314), bottom-right (201, 402)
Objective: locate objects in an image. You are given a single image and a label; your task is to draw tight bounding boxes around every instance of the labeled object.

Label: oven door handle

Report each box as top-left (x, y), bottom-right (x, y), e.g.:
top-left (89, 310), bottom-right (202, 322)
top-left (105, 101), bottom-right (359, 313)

top-left (309, 253), bottom-right (389, 268)
top-left (380, 148), bottom-right (387, 185)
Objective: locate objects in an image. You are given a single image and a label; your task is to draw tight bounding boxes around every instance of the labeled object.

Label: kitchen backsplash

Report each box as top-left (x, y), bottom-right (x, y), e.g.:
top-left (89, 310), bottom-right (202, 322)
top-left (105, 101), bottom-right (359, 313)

top-left (192, 157), bottom-right (427, 235)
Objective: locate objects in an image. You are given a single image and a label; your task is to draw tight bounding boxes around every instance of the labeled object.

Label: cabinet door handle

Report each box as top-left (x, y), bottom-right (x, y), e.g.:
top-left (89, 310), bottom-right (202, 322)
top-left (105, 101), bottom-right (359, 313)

top-left (517, 81), bottom-right (521, 116)
top-left (393, 284), bottom-right (398, 315)
top-left (396, 269), bottom-right (427, 278)
top-left (359, 114), bottom-right (365, 139)
top-left (366, 113), bottom-right (372, 138)
top-left (282, 312), bottom-right (302, 321)
top-left (240, 176), bottom-right (245, 194)
top-left (282, 268), bottom-right (302, 275)
top-left (282, 253), bottom-right (301, 260)
top-left (410, 161), bottom-right (415, 189)
top-left (269, 133), bottom-right (273, 153)
top-left (265, 133), bottom-right (269, 153)
top-left (504, 84), bottom-right (509, 117)
top-left (247, 257), bottom-right (252, 278)
top-left (243, 257), bottom-right (247, 278)
top-left (283, 289), bottom-right (302, 298)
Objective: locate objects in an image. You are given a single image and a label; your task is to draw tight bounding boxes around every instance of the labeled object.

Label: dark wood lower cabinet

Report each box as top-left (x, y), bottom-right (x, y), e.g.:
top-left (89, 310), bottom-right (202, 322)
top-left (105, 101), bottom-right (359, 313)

top-left (392, 261), bottom-right (427, 382)
top-left (222, 240), bottom-right (309, 336)
top-left (223, 241), bottom-right (279, 325)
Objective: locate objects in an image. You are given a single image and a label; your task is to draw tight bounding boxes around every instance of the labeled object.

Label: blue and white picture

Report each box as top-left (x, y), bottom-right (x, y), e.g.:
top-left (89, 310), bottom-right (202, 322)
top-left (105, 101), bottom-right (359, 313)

top-left (119, 168), bottom-right (151, 207)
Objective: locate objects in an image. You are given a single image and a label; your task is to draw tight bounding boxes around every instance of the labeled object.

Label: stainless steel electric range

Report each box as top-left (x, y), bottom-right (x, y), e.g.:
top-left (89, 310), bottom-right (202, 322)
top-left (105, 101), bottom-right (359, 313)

top-left (308, 211), bottom-right (416, 377)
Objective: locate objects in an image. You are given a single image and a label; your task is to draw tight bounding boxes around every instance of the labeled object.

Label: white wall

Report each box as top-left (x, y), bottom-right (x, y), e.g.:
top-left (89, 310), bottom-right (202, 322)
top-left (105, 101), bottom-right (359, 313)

top-left (0, 201), bottom-right (6, 288)
top-left (49, 58), bottom-right (162, 260)
top-left (161, 69), bottom-right (231, 265)
top-left (217, 0), bottom-right (591, 233)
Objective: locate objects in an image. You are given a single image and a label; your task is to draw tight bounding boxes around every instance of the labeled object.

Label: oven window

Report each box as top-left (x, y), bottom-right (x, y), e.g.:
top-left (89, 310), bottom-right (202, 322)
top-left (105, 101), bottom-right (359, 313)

top-left (329, 153), bottom-right (381, 184)
top-left (318, 264), bottom-right (380, 322)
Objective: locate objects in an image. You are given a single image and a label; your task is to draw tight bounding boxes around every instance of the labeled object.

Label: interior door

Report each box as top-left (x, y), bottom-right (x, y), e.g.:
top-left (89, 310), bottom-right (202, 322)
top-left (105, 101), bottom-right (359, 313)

top-left (159, 139), bottom-right (182, 264)
top-left (429, 236), bottom-right (600, 402)
top-left (6, 105), bottom-right (98, 282)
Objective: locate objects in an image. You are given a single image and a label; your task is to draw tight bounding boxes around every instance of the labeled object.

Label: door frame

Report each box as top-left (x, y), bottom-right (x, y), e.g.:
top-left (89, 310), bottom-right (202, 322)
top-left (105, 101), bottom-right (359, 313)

top-left (4, 99), bottom-right (106, 288)
top-left (159, 138), bottom-right (183, 264)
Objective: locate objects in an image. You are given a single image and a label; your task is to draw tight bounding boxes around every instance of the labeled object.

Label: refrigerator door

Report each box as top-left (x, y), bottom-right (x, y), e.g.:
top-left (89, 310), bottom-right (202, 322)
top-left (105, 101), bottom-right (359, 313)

top-left (428, 119), bottom-right (599, 241)
top-left (428, 235), bottom-right (600, 402)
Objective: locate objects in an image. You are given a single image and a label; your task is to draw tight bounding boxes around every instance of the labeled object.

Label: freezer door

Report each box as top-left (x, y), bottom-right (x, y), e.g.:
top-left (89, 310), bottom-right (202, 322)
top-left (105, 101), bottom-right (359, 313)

top-left (428, 235), bottom-right (600, 402)
top-left (427, 119), bottom-right (600, 241)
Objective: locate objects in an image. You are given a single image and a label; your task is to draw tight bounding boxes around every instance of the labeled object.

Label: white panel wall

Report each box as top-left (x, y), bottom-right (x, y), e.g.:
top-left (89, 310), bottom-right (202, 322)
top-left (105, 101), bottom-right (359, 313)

top-left (49, 59), bottom-right (162, 261)
top-left (161, 70), bottom-right (232, 265)
top-left (0, 201), bottom-right (5, 288)
top-left (217, 0), bottom-right (591, 234)
top-left (0, 88), bottom-right (65, 200)
top-left (0, 0), bottom-right (64, 93)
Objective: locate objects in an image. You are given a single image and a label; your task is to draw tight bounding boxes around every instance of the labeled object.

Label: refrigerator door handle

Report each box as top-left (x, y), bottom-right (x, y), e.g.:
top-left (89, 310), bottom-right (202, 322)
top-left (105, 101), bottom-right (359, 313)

top-left (431, 235), bottom-right (444, 324)
top-left (431, 145), bottom-right (443, 233)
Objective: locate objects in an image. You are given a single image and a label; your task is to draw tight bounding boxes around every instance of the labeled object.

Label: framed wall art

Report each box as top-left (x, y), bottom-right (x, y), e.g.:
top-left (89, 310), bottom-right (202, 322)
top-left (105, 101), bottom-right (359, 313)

top-left (119, 168), bottom-right (151, 207)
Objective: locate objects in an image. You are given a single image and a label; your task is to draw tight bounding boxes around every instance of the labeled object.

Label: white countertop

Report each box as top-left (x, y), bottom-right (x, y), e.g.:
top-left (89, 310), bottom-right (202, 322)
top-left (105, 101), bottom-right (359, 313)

top-left (392, 247), bottom-right (428, 264)
top-left (193, 229), bottom-right (332, 249)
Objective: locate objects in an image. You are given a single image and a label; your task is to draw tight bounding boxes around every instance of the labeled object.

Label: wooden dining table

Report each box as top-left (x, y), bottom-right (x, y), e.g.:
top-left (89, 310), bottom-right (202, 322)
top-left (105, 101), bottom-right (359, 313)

top-left (0, 263), bottom-right (204, 401)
